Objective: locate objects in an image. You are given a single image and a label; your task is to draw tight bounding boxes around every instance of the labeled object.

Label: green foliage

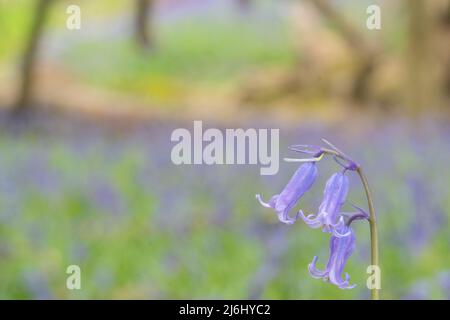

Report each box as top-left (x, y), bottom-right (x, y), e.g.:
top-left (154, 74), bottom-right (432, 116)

top-left (0, 125), bottom-right (449, 299)
top-left (0, 1), bottom-right (34, 60)
top-left (61, 17), bottom-right (296, 104)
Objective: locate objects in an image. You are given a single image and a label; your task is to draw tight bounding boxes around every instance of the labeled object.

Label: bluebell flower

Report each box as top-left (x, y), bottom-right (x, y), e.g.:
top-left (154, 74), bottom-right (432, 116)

top-left (308, 224), bottom-right (356, 289)
top-left (257, 140), bottom-right (376, 292)
top-left (256, 162), bottom-right (317, 225)
top-left (299, 172), bottom-right (350, 237)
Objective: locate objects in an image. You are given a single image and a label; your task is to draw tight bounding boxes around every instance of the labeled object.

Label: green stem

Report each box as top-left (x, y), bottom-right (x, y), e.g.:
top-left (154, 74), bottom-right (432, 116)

top-left (356, 167), bottom-right (380, 300)
top-left (321, 148), bottom-right (380, 299)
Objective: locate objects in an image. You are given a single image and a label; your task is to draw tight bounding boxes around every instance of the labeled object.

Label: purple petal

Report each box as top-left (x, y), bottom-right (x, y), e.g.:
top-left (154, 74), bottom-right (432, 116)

top-left (330, 217), bottom-right (351, 238)
top-left (301, 172), bottom-right (349, 232)
top-left (278, 210), bottom-right (299, 225)
top-left (257, 162), bottom-right (317, 225)
top-left (278, 162), bottom-right (317, 205)
top-left (320, 173), bottom-right (349, 225)
top-left (299, 210), bottom-right (323, 228)
top-left (327, 226), bottom-right (356, 289)
top-left (308, 225), bottom-right (356, 290)
top-left (308, 256), bottom-right (328, 279)
top-left (256, 194), bottom-right (275, 208)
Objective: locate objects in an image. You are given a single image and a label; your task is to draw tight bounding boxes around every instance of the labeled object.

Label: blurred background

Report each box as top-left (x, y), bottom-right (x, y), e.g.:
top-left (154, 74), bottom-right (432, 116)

top-left (0, 0), bottom-right (449, 299)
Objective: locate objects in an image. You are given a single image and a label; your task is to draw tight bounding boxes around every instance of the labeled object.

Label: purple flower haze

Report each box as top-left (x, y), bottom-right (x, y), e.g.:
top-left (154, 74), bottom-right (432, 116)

top-left (256, 162), bottom-right (317, 225)
top-left (309, 224), bottom-right (356, 289)
top-left (299, 172), bottom-right (350, 237)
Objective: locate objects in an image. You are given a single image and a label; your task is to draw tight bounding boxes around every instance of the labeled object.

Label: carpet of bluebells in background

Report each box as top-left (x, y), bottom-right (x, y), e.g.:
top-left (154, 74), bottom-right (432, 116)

top-left (0, 116), bottom-right (449, 299)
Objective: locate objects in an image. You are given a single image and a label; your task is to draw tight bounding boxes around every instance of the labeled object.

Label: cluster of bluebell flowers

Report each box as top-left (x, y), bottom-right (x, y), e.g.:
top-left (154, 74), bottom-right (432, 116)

top-left (257, 140), bottom-right (370, 289)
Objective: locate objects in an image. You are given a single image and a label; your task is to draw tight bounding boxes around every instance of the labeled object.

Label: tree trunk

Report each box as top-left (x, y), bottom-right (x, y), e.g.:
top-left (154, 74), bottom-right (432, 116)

top-left (135, 0), bottom-right (154, 51)
top-left (406, 0), bottom-right (430, 114)
top-left (440, 1), bottom-right (450, 103)
top-left (308, 0), bottom-right (378, 104)
top-left (13, 0), bottom-right (53, 115)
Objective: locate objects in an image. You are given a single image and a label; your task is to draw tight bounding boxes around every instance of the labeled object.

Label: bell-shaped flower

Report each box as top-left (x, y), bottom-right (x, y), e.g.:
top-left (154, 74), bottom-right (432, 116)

top-left (256, 162), bottom-right (317, 225)
top-left (299, 172), bottom-right (350, 237)
top-left (308, 224), bottom-right (356, 289)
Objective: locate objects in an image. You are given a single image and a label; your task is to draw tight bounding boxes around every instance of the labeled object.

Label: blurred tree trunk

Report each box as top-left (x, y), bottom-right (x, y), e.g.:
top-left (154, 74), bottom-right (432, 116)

top-left (310, 0), bottom-right (367, 51)
top-left (440, 1), bottom-right (450, 102)
top-left (404, 0), bottom-right (450, 114)
top-left (13, 0), bottom-right (53, 115)
top-left (308, 0), bottom-right (378, 105)
top-left (135, 0), bottom-right (154, 51)
top-left (406, 0), bottom-right (429, 114)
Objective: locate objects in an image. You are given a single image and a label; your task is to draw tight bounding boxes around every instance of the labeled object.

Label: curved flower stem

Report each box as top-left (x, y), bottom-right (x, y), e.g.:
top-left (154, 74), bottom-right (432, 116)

top-left (320, 148), bottom-right (380, 299)
top-left (356, 167), bottom-right (380, 300)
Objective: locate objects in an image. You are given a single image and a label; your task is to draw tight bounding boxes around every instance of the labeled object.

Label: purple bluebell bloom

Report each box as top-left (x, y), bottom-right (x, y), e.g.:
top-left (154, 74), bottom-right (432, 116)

top-left (299, 172), bottom-right (350, 237)
top-left (256, 162), bottom-right (317, 225)
top-left (259, 140), bottom-right (373, 291)
top-left (309, 224), bottom-right (356, 289)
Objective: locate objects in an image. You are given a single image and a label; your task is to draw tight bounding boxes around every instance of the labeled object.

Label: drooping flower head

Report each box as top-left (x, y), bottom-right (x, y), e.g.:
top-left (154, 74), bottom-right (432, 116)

top-left (256, 162), bottom-right (317, 225)
top-left (300, 172), bottom-right (350, 237)
top-left (309, 224), bottom-right (356, 289)
top-left (256, 140), bottom-right (376, 293)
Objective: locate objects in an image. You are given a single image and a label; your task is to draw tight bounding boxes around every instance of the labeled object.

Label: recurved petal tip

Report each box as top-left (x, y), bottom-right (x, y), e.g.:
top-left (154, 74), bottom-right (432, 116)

top-left (278, 210), bottom-right (298, 225)
top-left (331, 217), bottom-right (352, 238)
top-left (256, 194), bottom-right (272, 208)
top-left (337, 273), bottom-right (356, 289)
top-left (299, 210), bottom-right (323, 229)
top-left (308, 256), bottom-right (328, 279)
